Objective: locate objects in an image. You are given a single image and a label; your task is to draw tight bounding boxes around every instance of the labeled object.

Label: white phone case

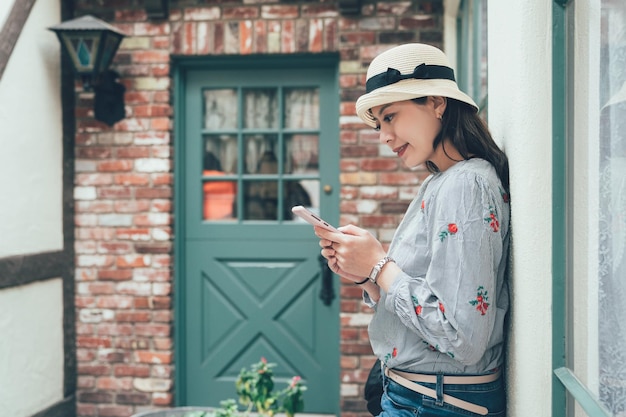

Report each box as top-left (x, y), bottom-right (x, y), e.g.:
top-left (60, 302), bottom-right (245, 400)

top-left (291, 205), bottom-right (339, 233)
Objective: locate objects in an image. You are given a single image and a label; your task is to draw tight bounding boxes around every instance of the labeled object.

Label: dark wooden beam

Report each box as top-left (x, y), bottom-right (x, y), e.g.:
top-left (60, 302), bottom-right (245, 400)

top-left (0, 0), bottom-right (37, 81)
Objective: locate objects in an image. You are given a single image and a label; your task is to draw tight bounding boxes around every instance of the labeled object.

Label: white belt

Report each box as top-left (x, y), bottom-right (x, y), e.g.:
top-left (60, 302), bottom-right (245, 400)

top-left (384, 368), bottom-right (500, 415)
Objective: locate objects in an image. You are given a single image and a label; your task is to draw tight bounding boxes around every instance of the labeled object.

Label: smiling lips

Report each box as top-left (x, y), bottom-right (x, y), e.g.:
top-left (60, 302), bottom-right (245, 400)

top-left (394, 144), bottom-right (408, 157)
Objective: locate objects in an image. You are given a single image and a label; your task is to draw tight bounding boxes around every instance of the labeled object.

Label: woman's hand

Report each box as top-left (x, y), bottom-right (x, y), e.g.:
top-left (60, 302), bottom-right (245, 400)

top-left (315, 224), bottom-right (387, 281)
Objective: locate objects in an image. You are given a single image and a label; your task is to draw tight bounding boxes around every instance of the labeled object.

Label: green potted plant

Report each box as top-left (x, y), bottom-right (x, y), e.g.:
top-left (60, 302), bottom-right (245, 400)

top-left (132, 358), bottom-right (307, 417)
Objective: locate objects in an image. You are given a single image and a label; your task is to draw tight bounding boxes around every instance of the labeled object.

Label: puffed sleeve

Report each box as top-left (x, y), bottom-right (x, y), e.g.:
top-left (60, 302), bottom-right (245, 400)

top-left (383, 171), bottom-right (507, 366)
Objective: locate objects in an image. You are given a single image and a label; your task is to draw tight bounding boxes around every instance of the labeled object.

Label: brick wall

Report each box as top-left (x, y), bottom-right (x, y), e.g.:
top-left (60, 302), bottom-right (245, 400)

top-left (71, 1), bottom-right (443, 416)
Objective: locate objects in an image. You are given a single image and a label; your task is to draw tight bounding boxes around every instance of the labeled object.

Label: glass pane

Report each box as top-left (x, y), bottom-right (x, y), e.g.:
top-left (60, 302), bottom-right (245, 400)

top-left (243, 88), bottom-right (278, 129)
top-left (285, 134), bottom-right (319, 174)
top-left (285, 180), bottom-right (319, 217)
top-left (244, 134), bottom-right (278, 174)
top-left (243, 181), bottom-right (278, 220)
top-left (203, 135), bottom-right (237, 175)
top-left (598, 1), bottom-right (626, 414)
top-left (203, 180), bottom-right (237, 221)
top-left (284, 88), bottom-right (319, 129)
top-left (204, 89), bottom-right (238, 130)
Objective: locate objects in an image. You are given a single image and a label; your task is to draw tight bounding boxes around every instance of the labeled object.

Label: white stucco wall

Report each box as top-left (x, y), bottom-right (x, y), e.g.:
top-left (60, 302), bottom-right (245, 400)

top-left (0, 0), bottom-right (63, 257)
top-left (488, 2), bottom-right (554, 416)
top-left (0, 279), bottom-right (65, 417)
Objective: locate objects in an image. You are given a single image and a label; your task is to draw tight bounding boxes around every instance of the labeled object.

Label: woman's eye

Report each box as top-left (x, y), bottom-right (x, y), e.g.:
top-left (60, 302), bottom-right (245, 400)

top-left (374, 124), bottom-right (381, 132)
top-left (383, 114), bottom-right (394, 123)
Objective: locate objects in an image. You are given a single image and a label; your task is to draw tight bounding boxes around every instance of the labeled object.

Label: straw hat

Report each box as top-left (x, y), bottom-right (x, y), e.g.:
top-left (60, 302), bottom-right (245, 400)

top-left (356, 43), bottom-right (478, 128)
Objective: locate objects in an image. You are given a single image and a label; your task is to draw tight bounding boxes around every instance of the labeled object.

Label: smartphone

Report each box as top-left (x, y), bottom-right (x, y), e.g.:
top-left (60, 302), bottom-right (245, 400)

top-left (291, 205), bottom-right (340, 233)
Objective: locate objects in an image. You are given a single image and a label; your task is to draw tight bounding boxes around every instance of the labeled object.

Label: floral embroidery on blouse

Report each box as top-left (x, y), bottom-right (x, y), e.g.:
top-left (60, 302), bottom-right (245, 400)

top-left (420, 199), bottom-right (425, 211)
top-left (469, 286), bottom-right (490, 315)
top-left (438, 223), bottom-right (458, 241)
top-left (500, 188), bottom-right (510, 203)
top-left (484, 206), bottom-right (500, 232)
top-left (383, 348), bottom-right (398, 364)
top-left (438, 302), bottom-right (445, 314)
top-left (423, 341), bottom-right (437, 352)
top-left (412, 295), bottom-right (422, 316)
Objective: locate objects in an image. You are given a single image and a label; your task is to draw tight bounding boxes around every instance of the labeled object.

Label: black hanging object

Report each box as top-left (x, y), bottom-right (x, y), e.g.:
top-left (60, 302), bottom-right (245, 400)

top-left (94, 70), bottom-right (126, 126)
top-left (318, 254), bottom-right (335, 306)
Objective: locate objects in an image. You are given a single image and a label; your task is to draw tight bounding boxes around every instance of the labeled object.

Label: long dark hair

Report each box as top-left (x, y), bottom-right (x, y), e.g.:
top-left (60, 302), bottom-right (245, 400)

top-left (415, 97), bottom-right (510, 192)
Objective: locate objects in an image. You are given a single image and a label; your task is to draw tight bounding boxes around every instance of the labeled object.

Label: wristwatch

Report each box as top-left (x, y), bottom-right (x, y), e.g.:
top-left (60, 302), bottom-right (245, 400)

top-left (368, 256), bottom-right (395, 284)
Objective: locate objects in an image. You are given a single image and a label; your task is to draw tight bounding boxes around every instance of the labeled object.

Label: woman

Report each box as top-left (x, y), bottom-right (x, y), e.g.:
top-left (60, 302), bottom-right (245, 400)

top-left (315, 43), bottom-right (510, 416)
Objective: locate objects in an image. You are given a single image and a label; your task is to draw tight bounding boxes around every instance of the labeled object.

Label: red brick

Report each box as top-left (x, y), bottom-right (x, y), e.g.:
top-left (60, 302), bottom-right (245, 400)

top-left (97, 160), bottom-right (134, 172)
top-left (98, 269), bottom-right (133, 281)
top-left (113, 364), bottom-right (151, 377)
top-left (96, 404), bottom-right (135, 417)
top-left (98, 187), bottom-right (133, 199)
top-left (135, 350), bottom-right (173, 364)
top-left (98, 242), bottom-right (133, 254)
top-left (361, 158), bottom-right (399, 171)
top-left (133, 297), bottom-right (151, 309)
top-left (380, 172), bottom-right (421, 185)
top-left (96, 323), bottom-right (135, 336)
top-left (79, 393), bottom-right (118, 408)
top-left (151, 173), bottom-right (173, 185)
top-left (135, 323), bottom-right (170, 337)
top-left (114, 199), bottom-right (151, 212)
top-left (96, 296), bottom-right (134, 309)
top-left (135, 187), bottom-right (172, 198)
top-left (223, 6), bottom-right (259, 19)
top-left (152, 296), bottom-right (171, 309)
top-left (116, 147), bottom-right (151, 159)
top-left (125, 91), bottom-right (152, 105)
top-left (151, 117), bottom-right (171, 131)
top-left (76, 173), bottom-right (114, 186)
top-left (132, 50), bottom-right (170, 63)
top-left (116, 311), bottom-right (151, 322)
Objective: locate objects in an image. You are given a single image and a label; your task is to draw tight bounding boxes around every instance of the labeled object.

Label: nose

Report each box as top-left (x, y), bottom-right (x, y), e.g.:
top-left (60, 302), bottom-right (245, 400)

top-left (378, 126), bottom-right (393, 145)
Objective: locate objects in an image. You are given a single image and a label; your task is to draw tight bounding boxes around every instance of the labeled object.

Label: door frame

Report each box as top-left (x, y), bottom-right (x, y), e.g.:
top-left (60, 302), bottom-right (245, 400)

top-left (172, 53), bottom-right (341, 408)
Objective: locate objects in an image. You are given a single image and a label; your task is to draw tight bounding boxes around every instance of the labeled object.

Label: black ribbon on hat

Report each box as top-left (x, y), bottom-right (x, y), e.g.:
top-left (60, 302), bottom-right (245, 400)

top-left (365, 63), bottom-right (456, 93)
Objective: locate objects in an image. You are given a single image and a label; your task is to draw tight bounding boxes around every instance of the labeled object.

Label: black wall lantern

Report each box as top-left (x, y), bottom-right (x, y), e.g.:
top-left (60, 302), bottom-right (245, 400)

top-left (49, 15), bottom-right (127, 126)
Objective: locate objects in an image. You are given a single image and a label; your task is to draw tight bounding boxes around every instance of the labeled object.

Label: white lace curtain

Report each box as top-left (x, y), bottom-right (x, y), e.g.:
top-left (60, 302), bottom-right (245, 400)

top-left (598, 3), bottom-right (626, 415)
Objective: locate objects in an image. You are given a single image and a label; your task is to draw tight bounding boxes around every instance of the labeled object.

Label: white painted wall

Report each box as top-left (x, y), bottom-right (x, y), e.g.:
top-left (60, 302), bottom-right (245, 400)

top-left (0, 1), bottom-right (66, 415)
top-left (488, 2), bottom-right (554, 416)
top-left (0, 0), bottom-right (63, 257)
top-left (0, 279), bottom-right (65, 417)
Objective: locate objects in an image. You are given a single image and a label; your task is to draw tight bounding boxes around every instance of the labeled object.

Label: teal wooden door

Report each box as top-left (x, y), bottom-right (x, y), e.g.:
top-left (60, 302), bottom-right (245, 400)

top-left (175, 56), bottom-right (340, 415)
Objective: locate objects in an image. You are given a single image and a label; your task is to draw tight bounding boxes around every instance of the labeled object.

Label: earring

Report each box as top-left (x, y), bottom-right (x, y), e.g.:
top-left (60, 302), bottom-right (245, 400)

top-left (437, 114), bottom-right (443, 121)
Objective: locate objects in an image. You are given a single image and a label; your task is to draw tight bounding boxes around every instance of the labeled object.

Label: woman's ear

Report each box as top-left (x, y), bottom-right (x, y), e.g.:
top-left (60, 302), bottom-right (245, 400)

top-left (431, 96), bottom-right (447, 117)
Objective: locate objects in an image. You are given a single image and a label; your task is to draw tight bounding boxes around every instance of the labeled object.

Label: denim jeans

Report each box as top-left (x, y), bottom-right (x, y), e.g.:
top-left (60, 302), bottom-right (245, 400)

top-left (379, 371), bottom-right (506, 417)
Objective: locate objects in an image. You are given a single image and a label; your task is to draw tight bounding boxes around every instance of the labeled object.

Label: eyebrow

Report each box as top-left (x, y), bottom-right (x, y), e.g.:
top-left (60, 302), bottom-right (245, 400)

top-left (376, 103), bottom-right (393, 117)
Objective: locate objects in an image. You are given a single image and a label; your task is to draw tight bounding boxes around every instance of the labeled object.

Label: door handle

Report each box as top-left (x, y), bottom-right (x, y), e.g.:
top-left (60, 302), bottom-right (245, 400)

top-left (318, 255), bottom-right (335, 306)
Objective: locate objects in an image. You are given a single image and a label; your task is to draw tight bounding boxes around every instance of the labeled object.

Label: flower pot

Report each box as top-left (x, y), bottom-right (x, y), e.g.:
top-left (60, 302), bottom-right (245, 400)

top-left (131, 407), bottom-right (215, 417)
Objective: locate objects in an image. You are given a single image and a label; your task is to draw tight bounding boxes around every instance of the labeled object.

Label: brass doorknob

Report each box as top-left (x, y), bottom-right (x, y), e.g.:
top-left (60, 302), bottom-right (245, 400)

top-left (323, 184), bottom-right (332, 194)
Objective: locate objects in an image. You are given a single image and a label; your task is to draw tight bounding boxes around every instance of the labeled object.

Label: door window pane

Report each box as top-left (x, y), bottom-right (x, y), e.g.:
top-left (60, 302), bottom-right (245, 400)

top-left (244, 88), bottom-right (278, 129)
top-left (202, 135), bottom-right (237, 221)
top-left (244, 135), bottom-right (278, 174)
top-left (244, 181), bottom-right (278, 220)
top-left (284, 88), bottom-right (319, 129)
top-left (598, 1), bottom-right (626, 414)
top-left (204, 89), bottom-right (238, 130)
top-left (285, 134), bottom-right (319, 174)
